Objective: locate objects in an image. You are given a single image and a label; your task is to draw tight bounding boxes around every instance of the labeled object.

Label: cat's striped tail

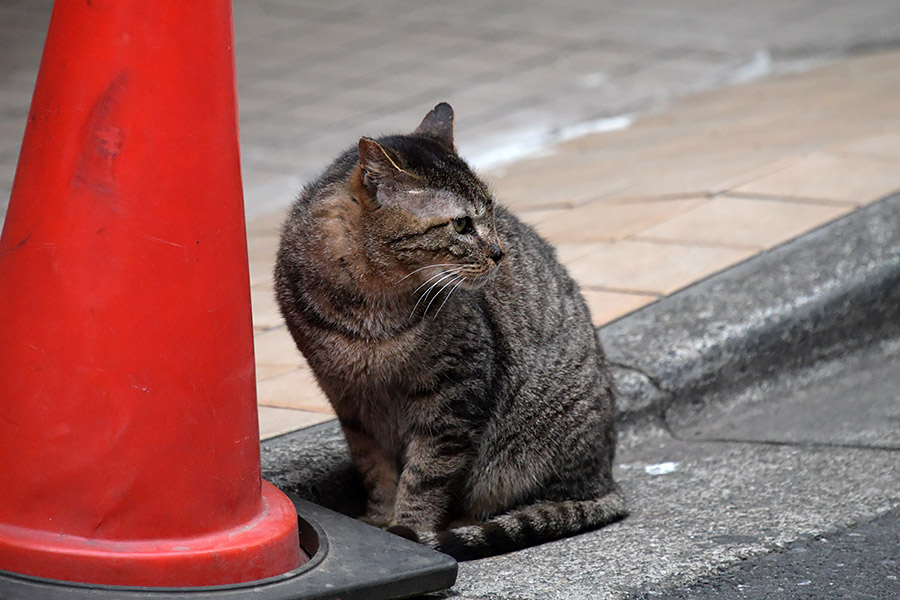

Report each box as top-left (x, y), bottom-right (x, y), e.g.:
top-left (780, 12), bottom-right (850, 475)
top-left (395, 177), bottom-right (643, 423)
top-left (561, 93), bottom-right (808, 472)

top-left (415, 485), bottom-right (627, 561)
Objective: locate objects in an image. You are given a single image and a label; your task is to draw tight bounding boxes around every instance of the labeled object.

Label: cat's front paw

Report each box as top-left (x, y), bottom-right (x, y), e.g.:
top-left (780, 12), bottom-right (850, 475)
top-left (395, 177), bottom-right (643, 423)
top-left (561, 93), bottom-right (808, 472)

top-left (386, 525), bottom-right (441, 551)
top-left (359, 514), bottom-right (391, 528)
top-left (386, 524), bottom-right (420, 542)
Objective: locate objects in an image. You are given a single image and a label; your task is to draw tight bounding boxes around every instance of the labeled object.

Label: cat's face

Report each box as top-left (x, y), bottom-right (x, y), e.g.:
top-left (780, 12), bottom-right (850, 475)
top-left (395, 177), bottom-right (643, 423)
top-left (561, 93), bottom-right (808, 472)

top-left (351, 104), bottom-right (506, 295)
top-left (356, 139), bottom-right (505, 293)
top-left (373, 176), bottom-right (505, 292)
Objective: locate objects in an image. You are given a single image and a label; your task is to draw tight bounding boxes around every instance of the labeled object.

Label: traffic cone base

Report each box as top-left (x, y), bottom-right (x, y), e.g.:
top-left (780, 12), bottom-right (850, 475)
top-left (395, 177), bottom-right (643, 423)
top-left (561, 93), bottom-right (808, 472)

top-left (0, 497), bottom-right (457, 600)
top-left (0, 482), bottom-right (302, 586)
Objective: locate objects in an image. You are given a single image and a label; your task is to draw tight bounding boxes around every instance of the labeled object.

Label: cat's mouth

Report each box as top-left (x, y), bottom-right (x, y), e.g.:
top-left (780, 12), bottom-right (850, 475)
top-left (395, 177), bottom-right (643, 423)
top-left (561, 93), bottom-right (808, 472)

top-left (456, 264), bottom-right (499, 290)
top-left (403, 262), bottom-right (499, 302)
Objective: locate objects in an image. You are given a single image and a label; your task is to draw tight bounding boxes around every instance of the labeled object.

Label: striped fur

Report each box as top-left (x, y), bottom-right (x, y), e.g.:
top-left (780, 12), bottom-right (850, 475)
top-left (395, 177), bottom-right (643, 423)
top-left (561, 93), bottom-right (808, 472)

top-left (417, 485), bottom-right (627, 560)
top-left (275, 103), bottom-right (625, 561)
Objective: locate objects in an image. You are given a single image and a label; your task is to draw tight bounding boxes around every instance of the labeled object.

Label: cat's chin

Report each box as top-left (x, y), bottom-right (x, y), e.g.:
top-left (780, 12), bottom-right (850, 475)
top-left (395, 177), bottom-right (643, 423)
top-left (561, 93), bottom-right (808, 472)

top-left (458, 271), bottom-right (496, 290)
top-left (457, 279), bottom-right (485, 291)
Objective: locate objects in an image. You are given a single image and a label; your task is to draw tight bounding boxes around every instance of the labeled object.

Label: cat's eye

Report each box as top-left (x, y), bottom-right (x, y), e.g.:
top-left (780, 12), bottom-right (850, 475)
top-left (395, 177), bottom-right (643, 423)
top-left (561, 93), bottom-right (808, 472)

top-left (451, 216), bottom-right (474, 235)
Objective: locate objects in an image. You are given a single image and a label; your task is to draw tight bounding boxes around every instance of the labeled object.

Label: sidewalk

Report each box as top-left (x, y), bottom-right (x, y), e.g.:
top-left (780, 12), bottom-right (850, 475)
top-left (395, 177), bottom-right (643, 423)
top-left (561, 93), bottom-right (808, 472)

top-left (250, 47), bottom-right (900, 438)
top-left (2, 1), bottom-right (900, 440)
top-left (5, 0), bottom-right (900, 220)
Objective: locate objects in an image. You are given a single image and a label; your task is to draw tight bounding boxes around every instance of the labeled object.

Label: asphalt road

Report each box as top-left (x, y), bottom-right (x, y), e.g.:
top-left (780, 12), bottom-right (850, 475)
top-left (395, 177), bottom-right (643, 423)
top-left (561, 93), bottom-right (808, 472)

top-left (634, 508), bottom-right (900, 599)
top-left (627, 335), bottom-right (900, 599)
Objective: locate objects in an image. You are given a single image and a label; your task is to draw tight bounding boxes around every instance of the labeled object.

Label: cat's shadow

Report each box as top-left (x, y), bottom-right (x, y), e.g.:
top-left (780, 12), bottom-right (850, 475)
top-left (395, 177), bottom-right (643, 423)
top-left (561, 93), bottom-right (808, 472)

top-left (261, 420), bottom-right (367, 518)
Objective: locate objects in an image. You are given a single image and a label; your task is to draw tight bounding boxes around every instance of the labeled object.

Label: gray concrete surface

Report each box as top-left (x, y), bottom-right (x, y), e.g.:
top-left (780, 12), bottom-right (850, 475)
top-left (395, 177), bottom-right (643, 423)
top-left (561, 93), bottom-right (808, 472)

top-left (675, 336), bottom-right (900, 450)
top-left (449, 435), bottom-right (899, 599)
top-left (264, 392), bottom-right (900, 599)
top-left (635, 508), bottom-right (900, 599)
top-left (260, 193), bottom-right (900, 598)
top-left (4, 0), bottom-right (900, 222)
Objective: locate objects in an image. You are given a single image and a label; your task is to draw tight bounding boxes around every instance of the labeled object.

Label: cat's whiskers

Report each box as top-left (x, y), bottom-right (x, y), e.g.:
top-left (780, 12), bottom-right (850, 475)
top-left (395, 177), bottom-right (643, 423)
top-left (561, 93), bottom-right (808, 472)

top-left (422, 272), bottom-right (464, 318)
top-left (395, 263), bottom-right (458, 285)
top-left (431, 275), bottom-right (466, 319)
top-left (412, 266), bottom-right (463, 296)
top-left (411, 268), bottom-right (463, 317)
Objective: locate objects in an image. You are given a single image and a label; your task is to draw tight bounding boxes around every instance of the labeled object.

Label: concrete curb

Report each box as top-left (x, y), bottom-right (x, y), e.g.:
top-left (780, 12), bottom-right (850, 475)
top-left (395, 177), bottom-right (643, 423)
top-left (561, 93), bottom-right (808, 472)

top-left (604, 192), bottom-right (900, 427)
top-left (261, 192), bottom-right (900, 511)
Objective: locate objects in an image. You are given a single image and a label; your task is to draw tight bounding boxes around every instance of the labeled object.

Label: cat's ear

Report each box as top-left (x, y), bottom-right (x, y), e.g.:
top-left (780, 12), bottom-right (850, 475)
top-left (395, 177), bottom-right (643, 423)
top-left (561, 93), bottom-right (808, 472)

top-left (358, 137), bottom-right (402, 187)
top-left (413, 102), bottom-right (455, 150)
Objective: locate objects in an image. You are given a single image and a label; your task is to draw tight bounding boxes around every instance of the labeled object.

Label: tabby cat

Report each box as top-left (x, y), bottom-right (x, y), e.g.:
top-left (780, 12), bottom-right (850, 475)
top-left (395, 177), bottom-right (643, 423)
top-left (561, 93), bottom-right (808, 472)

top-left (275, 103), bottom-right (625, 560)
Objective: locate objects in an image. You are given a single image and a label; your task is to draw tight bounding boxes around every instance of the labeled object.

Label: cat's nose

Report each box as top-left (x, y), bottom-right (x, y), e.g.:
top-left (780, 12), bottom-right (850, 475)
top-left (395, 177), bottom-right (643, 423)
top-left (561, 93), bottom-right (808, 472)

top-left (488, 243), bottom-right (505, 264)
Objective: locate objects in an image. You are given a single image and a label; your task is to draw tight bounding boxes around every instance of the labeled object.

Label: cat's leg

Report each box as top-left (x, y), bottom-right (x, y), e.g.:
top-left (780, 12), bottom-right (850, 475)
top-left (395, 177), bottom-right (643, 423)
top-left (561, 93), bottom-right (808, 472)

top-left (387, 431), bottom-right (470, 537)
top-left (342, 424), bottom-right (398, 527)
top-left (387, 335), bottom-right (493, 540)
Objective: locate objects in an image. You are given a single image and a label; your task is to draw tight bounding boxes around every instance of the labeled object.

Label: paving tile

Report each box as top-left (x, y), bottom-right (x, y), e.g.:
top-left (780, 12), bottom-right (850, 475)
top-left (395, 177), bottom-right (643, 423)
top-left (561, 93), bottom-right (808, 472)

top-left (552, 41), bottom-right (655, 79)
top-left (242, 171), bottom-right (300, 223)
top-left (553, 243), bottom-right (604, 266)
top-left (443, 37), bottom-right (552, 70)
top-left (542, 53), bottom-right (900, 200)
top-left (513, 208), bottom-right (570, 229)
top-left (483, 116), bottom-right (799, 205)
top-left (634, 195), bottom-right (853, 250)
top-left (447, 85), bottom-right (533, 130)
top-left (618, 151), bottom-right (792, 199)
top-left (832, 132), bottom-right (900, 162)
top-left (241, 142), bottom-right (341, 182)
top-left (257, 368), bottom-right (333, 413)
top-left (581, 289), bottom-right (658, 326)
top-left (489, 166), bottom-right (631, 211)
top-left (247, 233), bottom-right (279, 287)
top-left (731, 151), bottom-right (900, 205)
top-left (9, 4), bottom-right (900, 424)
top-left (258, 406), bottom-right (334, 440)
top-left (253, 325), bottom-right (304, 367)
top-left (284, 85), bottom-right (406, 121)
top-left (346, 105), bottom-right (416, 132)
top-left (617, 49), bottom-right (745, 98)
top-left (380, 64), bottom-right (468, 92)
top-left (534, 197), bottom-right (708, 243)
top-left (0, 88), bottom-right (33, 119)
top-left (0, 164), bottom-right (16, 190)
top-left (0, 116), bottom-right (27, 140)
top-left (256, 363), bottom-right (297, 381)
top-left (251, 282), bottom-right (284, 331)
top-left (566, 240), bottom-right (755, 295)
top-left (239, 115), bottom-right (318, 147)
top-left (246, 206), bottom-right (289, 236)
top-left (232, 6), bottom-right (302, 42)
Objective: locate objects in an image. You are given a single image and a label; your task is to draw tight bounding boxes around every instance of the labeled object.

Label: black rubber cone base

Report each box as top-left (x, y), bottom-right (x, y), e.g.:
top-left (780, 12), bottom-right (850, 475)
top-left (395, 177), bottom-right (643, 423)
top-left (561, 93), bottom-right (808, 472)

top-left (0, 496), bottom-right (457, 600)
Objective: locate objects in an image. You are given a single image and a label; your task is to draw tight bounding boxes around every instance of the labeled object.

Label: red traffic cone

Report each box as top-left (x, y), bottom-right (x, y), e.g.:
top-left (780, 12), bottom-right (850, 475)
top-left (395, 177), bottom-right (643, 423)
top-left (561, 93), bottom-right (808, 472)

top-left (0, 0), bottom-right (304, 587)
